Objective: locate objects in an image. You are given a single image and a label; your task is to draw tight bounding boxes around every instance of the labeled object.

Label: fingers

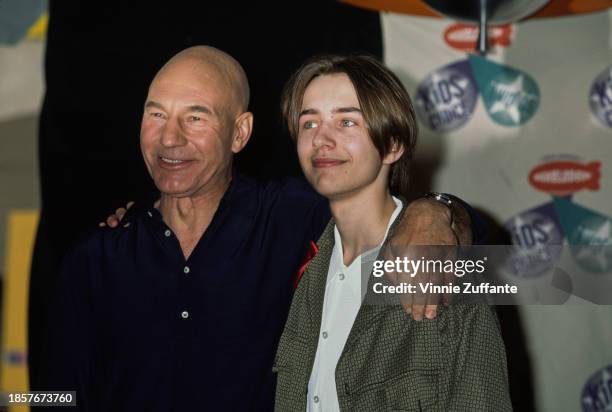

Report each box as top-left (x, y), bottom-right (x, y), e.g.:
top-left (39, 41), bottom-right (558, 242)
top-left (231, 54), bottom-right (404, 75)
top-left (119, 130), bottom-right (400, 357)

top-left (104, 207), bottom-right (127, 228)
top-left (381, 243), bottom-right (448, 321)
top-left (116, 207), bottom-right (127, 222)
top-left (423, 270), bottom-right (441, 319)
top-left (411, 303), bottom-right (425, 321)
top-left (398, 288), bottom-right (413, 315)
top-left (105, 215), bottom-right (119, 228)
top-left (442, 270), bottom-right (455, 306)
top-left (410, 274), bottom-right (428, 321)
top-left (425, 304), bottom-right (438, 320)
top-left (409, 249), bottom-right (444, 321)
top-left (412, 300), bottom-right (440, 321)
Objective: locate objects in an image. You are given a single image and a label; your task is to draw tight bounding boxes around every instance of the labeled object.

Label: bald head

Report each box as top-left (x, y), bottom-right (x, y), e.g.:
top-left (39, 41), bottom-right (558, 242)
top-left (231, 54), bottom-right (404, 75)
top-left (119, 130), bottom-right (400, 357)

top-left (141, 46), bottom-right (254, 201)
top-left (153, 46), bottom-right (250, 115)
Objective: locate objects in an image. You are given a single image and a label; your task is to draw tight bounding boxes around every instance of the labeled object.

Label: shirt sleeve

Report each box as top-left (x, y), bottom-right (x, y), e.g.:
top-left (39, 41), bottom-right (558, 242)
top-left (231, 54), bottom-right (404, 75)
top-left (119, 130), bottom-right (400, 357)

top-left (445, 194), bottom-right (488, 245)
top-left (274, 177), bottom-right (331, 243)
top-left (38, 244), bottom-right (95, 411)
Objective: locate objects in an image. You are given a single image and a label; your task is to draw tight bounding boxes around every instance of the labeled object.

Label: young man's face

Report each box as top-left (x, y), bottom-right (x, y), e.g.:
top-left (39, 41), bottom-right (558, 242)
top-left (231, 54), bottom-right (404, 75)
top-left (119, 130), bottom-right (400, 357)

top-left (297, 73), bottom-right (392, 200)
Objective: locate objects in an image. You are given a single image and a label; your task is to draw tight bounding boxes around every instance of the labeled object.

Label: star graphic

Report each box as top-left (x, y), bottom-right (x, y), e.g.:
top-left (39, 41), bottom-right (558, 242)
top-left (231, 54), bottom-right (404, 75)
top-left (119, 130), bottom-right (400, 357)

top-left (490, 75), bottom-right (525, 124)
top-left (574, 220), bottom-right (612, 272)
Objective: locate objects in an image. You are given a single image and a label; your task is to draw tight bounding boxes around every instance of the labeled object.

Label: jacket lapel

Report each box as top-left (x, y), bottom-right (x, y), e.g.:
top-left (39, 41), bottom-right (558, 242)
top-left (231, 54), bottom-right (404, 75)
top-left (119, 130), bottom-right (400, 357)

top-left (305, 220), bottom-right (335, 343)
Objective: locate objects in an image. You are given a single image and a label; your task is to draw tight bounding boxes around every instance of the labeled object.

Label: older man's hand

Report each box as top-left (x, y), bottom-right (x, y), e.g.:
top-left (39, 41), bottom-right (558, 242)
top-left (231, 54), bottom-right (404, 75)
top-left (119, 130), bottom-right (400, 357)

top-left (384, 197), bottom-right (473, 321)
top-left (99, 201), bottom-right (135, 228)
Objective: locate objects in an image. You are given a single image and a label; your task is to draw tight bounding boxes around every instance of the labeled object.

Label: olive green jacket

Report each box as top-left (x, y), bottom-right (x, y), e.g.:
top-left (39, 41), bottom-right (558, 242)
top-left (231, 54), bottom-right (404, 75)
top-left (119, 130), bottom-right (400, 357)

top-left (273, 217), bottom-right (512, 411)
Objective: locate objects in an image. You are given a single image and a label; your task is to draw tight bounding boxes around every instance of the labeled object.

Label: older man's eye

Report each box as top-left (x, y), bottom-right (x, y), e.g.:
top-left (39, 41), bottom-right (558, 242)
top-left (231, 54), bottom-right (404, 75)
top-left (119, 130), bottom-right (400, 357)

top-left (150, 112), bottom-right (164, 118)
top-left (341, 119), bottom-right (355, 127)
top-left (303, 120), bottom-right (317, 130)
top-left (190, 116), bottom-right (201, 122)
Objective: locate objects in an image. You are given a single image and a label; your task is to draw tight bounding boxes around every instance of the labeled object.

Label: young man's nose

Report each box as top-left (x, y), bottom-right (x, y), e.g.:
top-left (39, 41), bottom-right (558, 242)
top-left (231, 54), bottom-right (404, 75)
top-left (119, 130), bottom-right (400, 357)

top-left (312, 122), bottom-right (336, 149)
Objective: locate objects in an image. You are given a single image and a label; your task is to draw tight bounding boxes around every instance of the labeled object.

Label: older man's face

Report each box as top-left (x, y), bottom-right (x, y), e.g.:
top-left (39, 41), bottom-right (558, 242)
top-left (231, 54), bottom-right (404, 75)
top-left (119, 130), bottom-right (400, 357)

top-left (140, 60), bottom-right (237, 198)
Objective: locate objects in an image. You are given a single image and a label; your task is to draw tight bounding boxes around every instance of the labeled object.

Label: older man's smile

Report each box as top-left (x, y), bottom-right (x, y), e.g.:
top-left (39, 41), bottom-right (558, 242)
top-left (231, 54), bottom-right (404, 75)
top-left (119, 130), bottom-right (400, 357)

top-left (158, 155), bottom-right (193, 169)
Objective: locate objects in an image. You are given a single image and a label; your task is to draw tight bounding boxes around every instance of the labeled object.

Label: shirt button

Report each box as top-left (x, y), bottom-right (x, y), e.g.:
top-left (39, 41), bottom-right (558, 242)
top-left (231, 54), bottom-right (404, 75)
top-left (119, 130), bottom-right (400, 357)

top-left (147, 211), bottom-right (153, 218)
top-left (339, 273), bottom-right (345, 280)
top-left (183, 266), bottom-right (190, 274)
top-left (181, 311), bottom-right (189, 319)
top-left (313, 395), bottom-right (319, 403)
top-left (164, 229), bottom-right (172, 237)
top-left (322, 331), bottom-right (328, 339)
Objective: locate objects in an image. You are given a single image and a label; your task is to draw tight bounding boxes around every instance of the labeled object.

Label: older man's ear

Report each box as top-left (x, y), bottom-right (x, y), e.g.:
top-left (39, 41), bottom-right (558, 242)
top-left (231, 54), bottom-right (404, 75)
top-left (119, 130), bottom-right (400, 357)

top-left (231, 111), bottom-right (254, 154)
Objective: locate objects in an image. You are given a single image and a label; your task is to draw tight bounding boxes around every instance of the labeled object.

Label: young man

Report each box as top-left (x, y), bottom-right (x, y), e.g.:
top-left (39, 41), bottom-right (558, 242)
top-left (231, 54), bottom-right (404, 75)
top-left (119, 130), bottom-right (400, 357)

top-left (274, 55), bottom-right (512, 411)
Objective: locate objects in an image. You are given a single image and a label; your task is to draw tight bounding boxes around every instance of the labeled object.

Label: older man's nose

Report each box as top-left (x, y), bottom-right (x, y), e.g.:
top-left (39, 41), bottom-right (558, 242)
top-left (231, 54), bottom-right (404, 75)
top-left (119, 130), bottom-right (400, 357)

top-left (160, 119), bottom-right (187, 147)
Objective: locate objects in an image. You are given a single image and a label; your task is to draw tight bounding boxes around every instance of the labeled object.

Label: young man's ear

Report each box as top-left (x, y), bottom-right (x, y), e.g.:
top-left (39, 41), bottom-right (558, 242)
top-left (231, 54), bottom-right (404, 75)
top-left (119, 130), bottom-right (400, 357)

top-left (383, 140), bottom-right (405, 164)
top-left (231, 111), bottom-right (254, 154)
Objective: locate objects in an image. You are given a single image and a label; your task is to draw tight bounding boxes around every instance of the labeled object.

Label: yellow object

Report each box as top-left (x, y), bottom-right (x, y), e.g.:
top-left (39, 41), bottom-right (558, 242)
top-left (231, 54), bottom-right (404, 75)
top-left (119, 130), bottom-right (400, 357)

top-left (26, 13), bottom-right (48, 41)
top-left (1, 210), bottom-right (39, 412)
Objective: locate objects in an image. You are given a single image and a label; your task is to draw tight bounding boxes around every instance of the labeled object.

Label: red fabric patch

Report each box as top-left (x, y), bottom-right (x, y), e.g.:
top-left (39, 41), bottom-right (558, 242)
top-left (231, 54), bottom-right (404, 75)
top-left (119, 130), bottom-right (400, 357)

top-left (294, 240), bottom-right (319, 289)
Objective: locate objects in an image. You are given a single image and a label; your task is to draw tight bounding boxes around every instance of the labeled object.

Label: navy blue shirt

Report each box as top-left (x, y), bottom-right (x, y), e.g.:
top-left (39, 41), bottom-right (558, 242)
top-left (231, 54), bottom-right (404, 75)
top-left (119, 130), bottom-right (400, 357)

top-left (41, 173), bottom-right (330, 412)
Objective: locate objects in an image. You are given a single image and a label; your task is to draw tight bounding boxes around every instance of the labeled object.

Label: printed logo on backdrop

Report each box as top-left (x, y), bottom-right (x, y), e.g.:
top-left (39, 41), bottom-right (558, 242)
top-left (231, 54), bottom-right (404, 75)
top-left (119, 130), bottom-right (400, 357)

top-left (415, 56), bottom-right (540, 131)
top-left (469, 54), bottom-right (540, 126)
top-left (530, 159), bottom-right (612, 273)
top-left (529, 161), bottom-right (601, 197)
top-left (581, 364), bottom-right (612, 412)
top-left (444, 24), bottom-right (513, 52)
top-left (557, 199), bottom-right (612, 274)
top-left (504, 157), bottom-right (611, 278)
top-left (414, 60), bottom-right (478, 132)
top-left (504, 204), bottom-right (563, 278)
top-left (589, 66), bottom-right (612, 128)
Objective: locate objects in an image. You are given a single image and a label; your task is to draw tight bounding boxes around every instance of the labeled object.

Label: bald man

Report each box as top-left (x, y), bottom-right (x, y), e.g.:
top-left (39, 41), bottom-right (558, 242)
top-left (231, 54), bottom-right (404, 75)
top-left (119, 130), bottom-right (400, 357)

top-left (40, 46), bottom-right (474, 411)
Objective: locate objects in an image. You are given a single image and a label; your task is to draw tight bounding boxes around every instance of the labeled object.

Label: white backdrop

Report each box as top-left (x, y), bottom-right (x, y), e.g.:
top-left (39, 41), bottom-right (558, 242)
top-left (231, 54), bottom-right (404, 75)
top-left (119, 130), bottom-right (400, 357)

top-left (383, 9), bottom-right (612, 412)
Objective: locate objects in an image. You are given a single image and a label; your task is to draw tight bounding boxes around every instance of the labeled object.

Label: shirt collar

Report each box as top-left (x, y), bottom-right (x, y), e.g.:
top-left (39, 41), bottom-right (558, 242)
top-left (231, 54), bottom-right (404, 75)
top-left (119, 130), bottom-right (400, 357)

top-left (327, 196), bottom-right (403, 284)
top-left (145, 170), bottom-right (243, 216)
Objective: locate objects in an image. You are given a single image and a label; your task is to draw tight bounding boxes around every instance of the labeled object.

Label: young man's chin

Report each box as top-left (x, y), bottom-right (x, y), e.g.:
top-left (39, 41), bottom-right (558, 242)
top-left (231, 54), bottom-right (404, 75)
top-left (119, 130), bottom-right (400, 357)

top-left (315, 185), bottom-right (353, 202)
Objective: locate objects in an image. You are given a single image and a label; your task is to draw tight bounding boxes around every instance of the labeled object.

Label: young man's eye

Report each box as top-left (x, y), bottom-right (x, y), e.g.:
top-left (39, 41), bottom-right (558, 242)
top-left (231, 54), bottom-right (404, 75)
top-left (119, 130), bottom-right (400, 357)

top-left (303, 120), bottom-right (317, 130)
top-left (341, 119), bottom-right (355, 127)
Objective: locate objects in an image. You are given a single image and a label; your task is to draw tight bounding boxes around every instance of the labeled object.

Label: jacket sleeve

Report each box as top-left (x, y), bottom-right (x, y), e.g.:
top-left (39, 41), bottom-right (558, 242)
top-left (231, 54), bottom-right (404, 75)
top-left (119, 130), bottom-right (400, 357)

top-left (445, 193), bottom-right (488, 245)
top-left (443, 304), bottom-right (513, 411)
